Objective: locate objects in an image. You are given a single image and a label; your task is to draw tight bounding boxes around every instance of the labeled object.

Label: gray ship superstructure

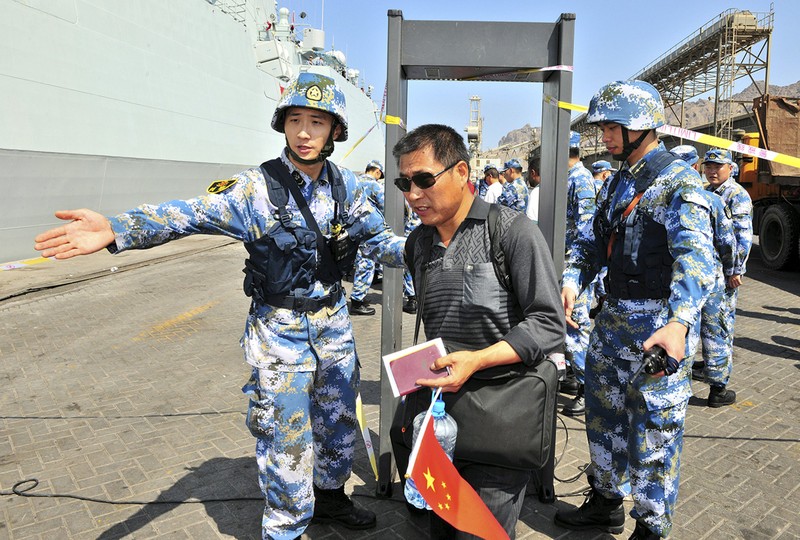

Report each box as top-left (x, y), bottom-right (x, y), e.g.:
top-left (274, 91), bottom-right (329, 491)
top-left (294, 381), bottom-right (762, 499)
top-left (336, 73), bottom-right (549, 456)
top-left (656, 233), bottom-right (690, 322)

top-left (0, 0), bottom-right (384, 262)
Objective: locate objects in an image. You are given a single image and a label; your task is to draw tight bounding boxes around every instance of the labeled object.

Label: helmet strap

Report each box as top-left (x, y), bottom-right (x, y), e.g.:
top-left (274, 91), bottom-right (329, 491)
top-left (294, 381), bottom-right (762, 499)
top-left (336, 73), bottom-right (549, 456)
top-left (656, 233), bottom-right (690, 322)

top-left (612, 128), bottom-right (651, 162)
top-left (284, 121), bottom-right (338, 165)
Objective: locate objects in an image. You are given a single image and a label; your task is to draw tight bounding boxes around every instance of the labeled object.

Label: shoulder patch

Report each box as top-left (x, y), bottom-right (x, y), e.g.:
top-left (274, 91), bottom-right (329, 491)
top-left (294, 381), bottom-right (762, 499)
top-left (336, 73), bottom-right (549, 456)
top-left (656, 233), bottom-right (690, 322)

top-left (207, 178), bottom-right (238, 194)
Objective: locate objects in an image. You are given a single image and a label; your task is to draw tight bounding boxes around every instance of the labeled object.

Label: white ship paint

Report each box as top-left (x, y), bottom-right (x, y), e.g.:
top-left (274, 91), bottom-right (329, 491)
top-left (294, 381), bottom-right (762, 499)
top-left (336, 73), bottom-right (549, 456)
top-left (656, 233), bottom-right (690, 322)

top-left (0, 0), bottom-right (385, 262)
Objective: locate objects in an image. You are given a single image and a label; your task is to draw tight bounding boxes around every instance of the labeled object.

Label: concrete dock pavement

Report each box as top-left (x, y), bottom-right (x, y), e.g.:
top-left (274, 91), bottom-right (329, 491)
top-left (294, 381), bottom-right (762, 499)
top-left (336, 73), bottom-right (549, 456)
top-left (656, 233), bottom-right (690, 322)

top-left (1, 238), bottom-right (799, 539)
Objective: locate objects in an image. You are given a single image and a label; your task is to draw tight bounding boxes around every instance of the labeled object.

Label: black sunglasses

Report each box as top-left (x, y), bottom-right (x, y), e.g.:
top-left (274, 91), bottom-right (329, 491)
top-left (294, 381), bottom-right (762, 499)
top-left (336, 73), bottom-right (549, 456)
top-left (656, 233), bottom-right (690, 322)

top-left (394, 160), bottom-right (461, 192)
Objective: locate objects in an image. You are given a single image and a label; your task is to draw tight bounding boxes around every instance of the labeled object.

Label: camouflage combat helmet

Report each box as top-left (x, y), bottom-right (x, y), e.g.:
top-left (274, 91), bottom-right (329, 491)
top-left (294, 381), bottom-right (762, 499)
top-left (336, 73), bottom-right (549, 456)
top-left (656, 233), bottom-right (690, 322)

top-left (671, 144), bottom-right (699, 165)
top-left (586, 80), bottom-right (666, 131)
top-left (366, 159), bottom-right (384, 178)
top-left (271, 72), bottom-right (348, 142)
top-left (569, 131), bottom-right (581, 148)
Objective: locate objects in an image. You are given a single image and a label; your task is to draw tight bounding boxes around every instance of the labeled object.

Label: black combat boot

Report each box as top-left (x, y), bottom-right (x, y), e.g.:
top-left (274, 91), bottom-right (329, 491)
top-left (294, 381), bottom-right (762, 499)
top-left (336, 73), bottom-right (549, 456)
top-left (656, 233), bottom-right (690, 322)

top-left (691, 361), bottom-right (705, 381)
top-left (559, 365), bottom-right (580, 395)
top-left (349, 299), bottom-right (376, 316)
top-left (708, 384), bottom-right (736, 407)
top-left (312, 486), bottom-right (377, 530)
top-left (402, 295), bottom-right (417, 314)
top-left (554, 483), bottom-right (625, 534)
top-left (628, 519), bottom-right (660, 539)
top-left (562, 384), bottom-right (585, 416)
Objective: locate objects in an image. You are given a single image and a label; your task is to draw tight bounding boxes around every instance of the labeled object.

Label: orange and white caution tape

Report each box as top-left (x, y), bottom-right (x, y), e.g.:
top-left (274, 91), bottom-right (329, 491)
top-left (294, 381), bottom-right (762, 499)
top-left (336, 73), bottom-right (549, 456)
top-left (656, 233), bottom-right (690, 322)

top-left (544, 98), bottom-right (800, 169)
top-left (656, 124), bottom-right (800, 170)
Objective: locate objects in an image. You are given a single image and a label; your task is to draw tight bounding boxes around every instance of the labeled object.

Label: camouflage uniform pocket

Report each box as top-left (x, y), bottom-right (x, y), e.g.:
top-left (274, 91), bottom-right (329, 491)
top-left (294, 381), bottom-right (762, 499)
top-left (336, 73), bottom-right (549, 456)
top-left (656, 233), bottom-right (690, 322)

top-left (242, 369), bottom-right (275, 439)
top-left (639, 366), bottom-right (692, 411)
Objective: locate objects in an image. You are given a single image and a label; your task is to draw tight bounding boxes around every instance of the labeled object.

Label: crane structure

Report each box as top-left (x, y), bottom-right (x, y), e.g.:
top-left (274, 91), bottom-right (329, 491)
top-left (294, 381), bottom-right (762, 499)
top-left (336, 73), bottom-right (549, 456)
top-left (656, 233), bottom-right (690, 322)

top-left (465, 95), bottom-right (483, 155)
top-left (572, 7), bottom-right (773, 144)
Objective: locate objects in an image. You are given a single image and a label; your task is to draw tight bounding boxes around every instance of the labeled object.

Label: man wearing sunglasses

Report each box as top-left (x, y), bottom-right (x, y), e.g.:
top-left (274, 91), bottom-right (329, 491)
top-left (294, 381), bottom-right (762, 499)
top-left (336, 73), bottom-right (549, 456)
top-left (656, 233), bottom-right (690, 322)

top-left (33, 72), bottom-right (408, 540)
top-left (393, 124), bottom-right (565, 538)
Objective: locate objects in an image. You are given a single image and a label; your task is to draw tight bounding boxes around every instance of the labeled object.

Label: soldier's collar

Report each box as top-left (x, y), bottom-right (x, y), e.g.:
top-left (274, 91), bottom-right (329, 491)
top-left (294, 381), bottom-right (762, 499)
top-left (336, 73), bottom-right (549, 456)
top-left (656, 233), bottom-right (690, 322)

top-left (628, 143), bottom-right (667, 178)
top-left (280, 151), bottom-right (329, 186)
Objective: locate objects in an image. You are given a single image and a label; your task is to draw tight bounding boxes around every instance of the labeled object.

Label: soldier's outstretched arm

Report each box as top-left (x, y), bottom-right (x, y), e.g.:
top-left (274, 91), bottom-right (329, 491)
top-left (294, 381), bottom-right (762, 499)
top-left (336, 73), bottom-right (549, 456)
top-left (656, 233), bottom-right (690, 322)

top-left (34, 209), bottom-right (114, 259)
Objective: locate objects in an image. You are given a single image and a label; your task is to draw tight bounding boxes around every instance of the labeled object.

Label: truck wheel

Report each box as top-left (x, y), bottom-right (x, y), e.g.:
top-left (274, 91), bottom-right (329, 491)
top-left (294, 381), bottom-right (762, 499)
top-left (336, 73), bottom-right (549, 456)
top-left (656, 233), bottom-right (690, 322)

top-left (758, 204), bottom-right (799, 270)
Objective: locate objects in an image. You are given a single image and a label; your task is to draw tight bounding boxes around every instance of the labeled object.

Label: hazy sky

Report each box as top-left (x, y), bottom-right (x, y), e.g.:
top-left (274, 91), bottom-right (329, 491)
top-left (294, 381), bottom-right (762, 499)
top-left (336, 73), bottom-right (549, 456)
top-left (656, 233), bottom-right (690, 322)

top-left (283, 0), bottom-right (798, 149)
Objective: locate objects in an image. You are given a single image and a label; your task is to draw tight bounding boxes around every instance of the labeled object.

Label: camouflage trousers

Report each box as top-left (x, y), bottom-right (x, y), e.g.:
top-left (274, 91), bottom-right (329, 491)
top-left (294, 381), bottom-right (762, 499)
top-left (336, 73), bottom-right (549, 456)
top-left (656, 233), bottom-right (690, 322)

top-left (565, 279), bottom-right (596, 384)
top-left (585, 298), bottom-right (693, 538)
top-left (351, 247), bottom-right (414, 301)
top-left (242, 355), bottom-right (359, 539)
top-left (351, 248), bottom-right (378, 301)
top-left (699, 287), bottom-right (738, 386)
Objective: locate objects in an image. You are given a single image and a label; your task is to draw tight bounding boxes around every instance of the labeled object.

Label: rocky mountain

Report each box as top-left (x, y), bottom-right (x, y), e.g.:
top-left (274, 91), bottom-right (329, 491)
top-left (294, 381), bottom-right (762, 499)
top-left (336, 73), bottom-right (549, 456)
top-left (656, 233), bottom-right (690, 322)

top-left (664, 80), bottom-right (800, 126)
top-left (497, 123), bottom-right (540, 148)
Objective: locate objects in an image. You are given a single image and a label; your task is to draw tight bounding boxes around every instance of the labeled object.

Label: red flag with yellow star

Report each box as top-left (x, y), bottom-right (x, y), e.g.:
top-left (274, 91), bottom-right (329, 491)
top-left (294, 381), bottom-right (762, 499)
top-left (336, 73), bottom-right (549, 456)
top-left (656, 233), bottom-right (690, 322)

top-left (409, 420), bottom-right (510, 539)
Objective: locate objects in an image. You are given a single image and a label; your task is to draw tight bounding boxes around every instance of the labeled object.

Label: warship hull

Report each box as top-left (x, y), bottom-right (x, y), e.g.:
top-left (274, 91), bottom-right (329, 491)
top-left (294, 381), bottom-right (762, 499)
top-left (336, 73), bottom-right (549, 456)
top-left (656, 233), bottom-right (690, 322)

top-left (0, 0), bottom-right (384, 262)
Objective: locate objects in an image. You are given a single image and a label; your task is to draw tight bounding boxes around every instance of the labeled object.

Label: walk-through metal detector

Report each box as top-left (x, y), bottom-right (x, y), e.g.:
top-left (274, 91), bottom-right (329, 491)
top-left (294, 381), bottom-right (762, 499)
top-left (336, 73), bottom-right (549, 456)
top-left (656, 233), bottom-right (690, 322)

top-left (377, 10), bottom-right (574, 503)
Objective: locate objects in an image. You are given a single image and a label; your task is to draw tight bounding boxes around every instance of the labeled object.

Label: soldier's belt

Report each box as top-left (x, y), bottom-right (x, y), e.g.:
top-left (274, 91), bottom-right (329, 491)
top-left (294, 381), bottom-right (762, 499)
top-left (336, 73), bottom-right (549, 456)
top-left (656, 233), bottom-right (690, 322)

top-left (264, 283), bottom-right (344, 313)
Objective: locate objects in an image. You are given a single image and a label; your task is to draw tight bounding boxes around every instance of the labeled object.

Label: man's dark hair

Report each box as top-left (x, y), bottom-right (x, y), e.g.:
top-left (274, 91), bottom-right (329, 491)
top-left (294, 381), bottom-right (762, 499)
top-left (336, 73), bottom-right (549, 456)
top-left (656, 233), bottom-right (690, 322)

top-left (486, 168), bottom-right (500, 179)
top-left (569, 147), bottom-right (581, 159)
top-left (392, 124), bottom-right (471, 175)
top-left (365, 165), bottom-right (383, 178)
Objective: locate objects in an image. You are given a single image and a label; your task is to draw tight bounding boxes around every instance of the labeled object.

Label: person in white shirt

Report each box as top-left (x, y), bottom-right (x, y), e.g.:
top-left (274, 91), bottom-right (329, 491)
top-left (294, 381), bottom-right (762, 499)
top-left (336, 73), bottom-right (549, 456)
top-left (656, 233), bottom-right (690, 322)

top-left (525, 158), bottom-right (541, 223)
top-left (482, 166), bottom-right (504, 204)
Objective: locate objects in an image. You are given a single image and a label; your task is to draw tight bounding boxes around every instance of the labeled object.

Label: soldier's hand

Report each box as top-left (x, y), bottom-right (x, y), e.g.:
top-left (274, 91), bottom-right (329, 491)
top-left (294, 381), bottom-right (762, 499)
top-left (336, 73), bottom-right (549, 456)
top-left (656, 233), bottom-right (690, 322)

top-left (561, 286), bottom-right (579, 329)
top-left (34, 209), bottom-right (115, 259)
top-left (642, 321), bottom-right (688, 376)
top-left (728, 274), bottom-right (743, 289)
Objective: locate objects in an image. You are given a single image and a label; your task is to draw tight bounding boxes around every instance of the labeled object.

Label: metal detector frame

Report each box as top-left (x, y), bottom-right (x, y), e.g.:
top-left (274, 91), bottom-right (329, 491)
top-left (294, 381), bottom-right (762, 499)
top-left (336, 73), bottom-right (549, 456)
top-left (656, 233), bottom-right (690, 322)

top-left (377, 10), bottom-right (575, 505)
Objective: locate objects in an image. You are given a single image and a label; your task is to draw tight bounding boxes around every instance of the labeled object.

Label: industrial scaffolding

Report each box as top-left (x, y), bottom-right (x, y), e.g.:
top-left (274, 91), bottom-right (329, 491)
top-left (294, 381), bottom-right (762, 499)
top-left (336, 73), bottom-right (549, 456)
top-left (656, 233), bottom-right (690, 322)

top-left (572, 7), bottom-right (773, 145)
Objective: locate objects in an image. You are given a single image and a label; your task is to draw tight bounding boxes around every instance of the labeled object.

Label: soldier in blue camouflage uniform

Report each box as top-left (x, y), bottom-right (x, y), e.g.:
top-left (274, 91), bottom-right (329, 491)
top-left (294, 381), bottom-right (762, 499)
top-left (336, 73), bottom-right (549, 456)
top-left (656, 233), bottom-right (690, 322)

top-left (554, 81), bottom-right (716, 540)
top-left (694, 149), bottom-right (753, 407)
top-left (349, 160), bottom-right (386, 316)
top-left (34, 72), bottom-right (406, 540)
top-left (591, 160), bottom-right (616, 183)
top-left (561, 132), bottom-right (602, 416)
top-left (477, 163), bottom-right (494, 199)
top-left (496, 157), bottom-right (529, 212)
top-left (670, 145), bottom-right (700, 172)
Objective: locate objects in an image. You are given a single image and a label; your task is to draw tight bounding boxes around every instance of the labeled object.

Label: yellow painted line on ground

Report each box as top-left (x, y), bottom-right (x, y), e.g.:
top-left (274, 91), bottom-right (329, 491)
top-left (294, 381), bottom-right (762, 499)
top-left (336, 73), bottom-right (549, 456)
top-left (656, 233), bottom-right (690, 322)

top-left (135, 300), bottom-right (221, 340)
top-left (1, 257), bottom-right (52, 271)
top-left (730, 400), bottom-right (755, 412)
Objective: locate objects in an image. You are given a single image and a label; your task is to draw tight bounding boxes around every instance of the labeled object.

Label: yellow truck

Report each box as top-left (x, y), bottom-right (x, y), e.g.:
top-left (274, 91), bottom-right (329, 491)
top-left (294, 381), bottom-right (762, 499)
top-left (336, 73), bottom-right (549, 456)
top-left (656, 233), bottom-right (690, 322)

top-left (736, 95), bottom-right (800, 270)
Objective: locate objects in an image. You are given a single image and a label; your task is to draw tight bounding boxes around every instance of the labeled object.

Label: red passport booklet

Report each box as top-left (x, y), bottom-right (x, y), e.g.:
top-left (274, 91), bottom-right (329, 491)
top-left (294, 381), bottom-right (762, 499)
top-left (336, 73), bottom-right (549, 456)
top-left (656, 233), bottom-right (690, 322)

top-left (382, 338), bottom-right (449, 397)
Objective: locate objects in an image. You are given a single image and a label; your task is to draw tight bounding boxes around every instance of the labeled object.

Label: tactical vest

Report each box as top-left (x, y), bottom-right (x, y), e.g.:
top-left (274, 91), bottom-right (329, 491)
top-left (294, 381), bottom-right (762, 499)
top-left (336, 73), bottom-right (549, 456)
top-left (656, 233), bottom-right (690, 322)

top-left (242, 159), bottom-right (353, 309)
top-left (594, 151), bottom-right (682, 300)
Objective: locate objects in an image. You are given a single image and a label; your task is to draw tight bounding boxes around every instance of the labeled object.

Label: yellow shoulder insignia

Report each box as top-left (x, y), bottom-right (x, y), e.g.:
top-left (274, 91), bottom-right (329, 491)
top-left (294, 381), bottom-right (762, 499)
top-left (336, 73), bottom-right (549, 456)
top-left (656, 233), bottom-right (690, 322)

top-left (207, 178), bottom-right (238, 194)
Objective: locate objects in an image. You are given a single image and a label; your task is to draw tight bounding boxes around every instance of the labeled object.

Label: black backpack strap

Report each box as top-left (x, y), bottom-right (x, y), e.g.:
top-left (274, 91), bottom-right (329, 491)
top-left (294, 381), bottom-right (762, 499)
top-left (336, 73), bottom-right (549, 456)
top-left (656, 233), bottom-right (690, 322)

top-left (261, 159), bottom-right (342, 283)
top-left (326, 161), bottom-right (348, 224)
top-left (488, 204), bottom-right (512, 293)
top-left (632, 150), bottom-right (682, 193)
top-left (261, 159), bottom-right (292, 228)
top-left (405, 225), bottom-right (435, 345)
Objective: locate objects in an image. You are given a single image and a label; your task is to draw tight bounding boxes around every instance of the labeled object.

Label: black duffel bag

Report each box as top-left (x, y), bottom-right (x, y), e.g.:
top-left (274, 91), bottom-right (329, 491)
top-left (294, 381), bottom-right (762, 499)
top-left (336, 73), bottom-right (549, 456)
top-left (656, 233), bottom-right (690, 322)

top-left (391, 349), bottom-right (558, 472)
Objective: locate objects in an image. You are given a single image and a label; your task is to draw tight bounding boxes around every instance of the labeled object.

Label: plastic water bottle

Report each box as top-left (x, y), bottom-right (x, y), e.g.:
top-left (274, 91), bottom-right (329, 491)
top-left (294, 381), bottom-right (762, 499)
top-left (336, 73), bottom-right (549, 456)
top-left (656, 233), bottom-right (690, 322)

top-left (404, 397), bottom-right (458, 510)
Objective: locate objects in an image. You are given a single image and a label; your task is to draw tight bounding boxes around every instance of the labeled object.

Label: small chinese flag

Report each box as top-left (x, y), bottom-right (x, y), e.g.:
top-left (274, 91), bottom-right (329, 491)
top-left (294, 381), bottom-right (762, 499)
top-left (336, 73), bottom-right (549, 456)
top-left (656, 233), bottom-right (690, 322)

top-left (409, 420), bottom-right (510, 540)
